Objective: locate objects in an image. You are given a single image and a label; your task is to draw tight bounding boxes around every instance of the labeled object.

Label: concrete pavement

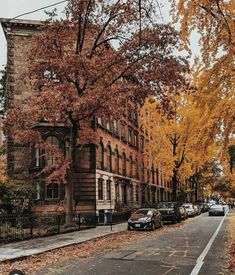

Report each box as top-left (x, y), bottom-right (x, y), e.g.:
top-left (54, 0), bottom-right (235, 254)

top-left (0, 223), bottom-right (127, 262)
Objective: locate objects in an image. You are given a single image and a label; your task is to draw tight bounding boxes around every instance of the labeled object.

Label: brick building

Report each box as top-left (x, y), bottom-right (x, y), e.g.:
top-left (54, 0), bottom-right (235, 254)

top-left (0, 18), bottom-right (173, 217)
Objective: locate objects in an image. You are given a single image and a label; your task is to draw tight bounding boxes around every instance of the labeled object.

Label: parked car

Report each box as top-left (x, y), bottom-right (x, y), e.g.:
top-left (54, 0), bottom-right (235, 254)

top-left (157, 202), bottom-right (181, 224)
top-left (127, 208), bottom-right (162, 231)
top-left (179, 206), bottom-right (188, 220)
top-left (183, 203), bottom-right (196, 217)
top-left (194, 204), bottom-right (201, 215)
top-left (209, 204), bottom-right (225, 216)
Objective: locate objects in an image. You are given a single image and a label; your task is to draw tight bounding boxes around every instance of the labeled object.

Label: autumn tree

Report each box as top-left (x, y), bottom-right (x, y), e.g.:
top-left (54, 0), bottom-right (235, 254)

top-left (170, 0), bottom-right (235, 163)
top-left (141, 92), bottom-right (216, 201)
top-left (5, 0), bottom-right (188, 222)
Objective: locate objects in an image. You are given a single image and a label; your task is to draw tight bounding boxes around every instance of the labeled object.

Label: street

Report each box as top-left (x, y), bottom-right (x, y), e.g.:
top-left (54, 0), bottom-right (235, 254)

top-left (35, 211), bottom-right (232, 275)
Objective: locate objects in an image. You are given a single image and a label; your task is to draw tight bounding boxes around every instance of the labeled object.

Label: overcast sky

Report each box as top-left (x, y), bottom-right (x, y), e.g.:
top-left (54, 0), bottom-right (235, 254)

top-left (0, 0), bottom-right (199, 70)
top-left (0, 0), bottom-right (67, 69)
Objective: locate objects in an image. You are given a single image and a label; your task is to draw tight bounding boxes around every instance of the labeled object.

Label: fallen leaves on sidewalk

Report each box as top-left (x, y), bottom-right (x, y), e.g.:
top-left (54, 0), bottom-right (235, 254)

top-left (0, 222), bottom-right (184, 275)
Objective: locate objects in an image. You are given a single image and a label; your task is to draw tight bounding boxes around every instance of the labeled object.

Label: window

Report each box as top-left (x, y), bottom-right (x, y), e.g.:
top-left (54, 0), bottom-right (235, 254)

top-left (106, 180), bottom-right (111, 200)
top-left (45, 136), bottom-right (59, 166)
top-left (140, 136), bottom-right (144, 150)
top-left (98, 178), bottom-right (104, 200)
top-left (136, 159), bottom-right (139, 179)
top-left (46, 183), bottom-right (59, 199)
top-left (106, 121), bottom-right (111, 131)
top-left (129, 156), bottom-right (133, 177)
top-left (113, 120), bottom-right (118, 135)
top-left (134, 132), bottom-right (138, 147)
top-left (97, 142), bottom-right (104, 169)
top-left (152, 167), bottom-right (155, 184)
top-left (156, 168), bottom-right (159, 185)
top-left (133, 112), bottom-right (138, 125)
top-left (97, 117), bottom-right (102, 125)
top-left (107, 146), bottom-right (112, 172)
top-left (122, 153), bottom-right (126, 176)
top-left (147, 169), bottom-right (150, 183)
top-left (114, 149), bottom-right (119, 174)
top-left (128, 128), bottom-right (132, 144)
top-left (121, 123), bottom-right (126, 140)
top-left (136, 185), bottom-right (139, 202)
top-left (142, 162), bottom-right (145, 182)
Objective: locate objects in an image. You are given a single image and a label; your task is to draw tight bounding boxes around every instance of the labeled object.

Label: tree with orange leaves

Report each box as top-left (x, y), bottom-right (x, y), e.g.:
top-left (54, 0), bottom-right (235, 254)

top-left (5, 0), bottom-right (188, 222)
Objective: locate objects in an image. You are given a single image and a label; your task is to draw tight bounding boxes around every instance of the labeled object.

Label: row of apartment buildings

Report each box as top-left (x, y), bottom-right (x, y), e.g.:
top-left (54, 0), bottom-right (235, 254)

top-left (0, 18), bottom-right (194, 219)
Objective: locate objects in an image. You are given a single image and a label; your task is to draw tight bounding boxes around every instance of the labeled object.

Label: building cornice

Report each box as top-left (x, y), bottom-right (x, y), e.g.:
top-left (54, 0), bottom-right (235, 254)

top-left (0, 18), bottom-right (44, 38)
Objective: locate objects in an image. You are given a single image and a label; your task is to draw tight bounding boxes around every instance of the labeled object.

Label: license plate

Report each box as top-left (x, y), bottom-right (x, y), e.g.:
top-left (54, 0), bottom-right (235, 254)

top-left (135, 224), bottom-right (140, 227)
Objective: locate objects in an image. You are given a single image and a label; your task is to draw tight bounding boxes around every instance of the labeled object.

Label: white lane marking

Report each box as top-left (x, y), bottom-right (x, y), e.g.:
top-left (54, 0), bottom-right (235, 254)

top-left (190, 211), bottom-right (228, 275)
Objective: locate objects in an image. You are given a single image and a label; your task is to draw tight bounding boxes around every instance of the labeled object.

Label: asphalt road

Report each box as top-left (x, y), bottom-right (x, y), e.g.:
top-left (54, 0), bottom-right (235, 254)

top-left (36, 211), bottom-right (232, 275)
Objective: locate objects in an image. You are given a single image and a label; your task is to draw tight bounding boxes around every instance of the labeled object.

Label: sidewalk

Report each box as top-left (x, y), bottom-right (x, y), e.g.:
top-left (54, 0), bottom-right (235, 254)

top-left (0, 223), bottom-right (127, 262)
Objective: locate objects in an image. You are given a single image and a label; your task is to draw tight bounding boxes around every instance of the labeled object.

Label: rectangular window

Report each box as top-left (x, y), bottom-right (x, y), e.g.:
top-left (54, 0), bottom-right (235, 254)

top-left (106, 180), bottom-right (111, 200)
top-left (113, 120), bottom-right (118, 135)
top-left (128, 128), bottom-right (132, 144)
top-left (133, 112), bottom-right (138, 126)
top-left (98, 179), bottom-right (104, 200)
top-left (106, 121), bottom-right (111, 131)
top-left (134, 132), bottom-right (138, 147)
top-left (46, 183), bottom-right (59, 199)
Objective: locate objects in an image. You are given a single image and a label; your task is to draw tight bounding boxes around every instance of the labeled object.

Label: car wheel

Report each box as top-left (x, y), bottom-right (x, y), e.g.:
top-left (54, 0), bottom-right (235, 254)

top-left (173, 215), bottom-right (177, 224)
top-left (151, 222), bottom-right (156, 231)
top-left (160, 220), bottom-right (164, 227)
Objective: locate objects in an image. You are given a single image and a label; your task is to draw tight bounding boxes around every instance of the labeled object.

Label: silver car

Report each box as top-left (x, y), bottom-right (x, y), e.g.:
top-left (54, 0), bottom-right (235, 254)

top-left (209, 204), bottom-right (225, 216)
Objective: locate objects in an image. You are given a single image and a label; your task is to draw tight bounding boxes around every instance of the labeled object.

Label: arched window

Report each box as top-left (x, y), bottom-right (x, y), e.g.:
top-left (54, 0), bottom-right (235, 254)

top-left (130, 156), bottom-right (133, 177)
top-left (97, 142), bottom-right (104, 169)
top-left (45, 136), bottom-right (59, 166)
top-left (122, 153), bottom-right (126, 176)
top-left (114, 149), bottom-right (119, 174)
top-left (107, 146), bottom-right (112, 172)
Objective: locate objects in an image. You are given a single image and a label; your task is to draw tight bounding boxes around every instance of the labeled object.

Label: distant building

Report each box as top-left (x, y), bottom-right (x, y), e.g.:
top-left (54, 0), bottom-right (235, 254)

top-left (0, 18), bottom-right (174, 217)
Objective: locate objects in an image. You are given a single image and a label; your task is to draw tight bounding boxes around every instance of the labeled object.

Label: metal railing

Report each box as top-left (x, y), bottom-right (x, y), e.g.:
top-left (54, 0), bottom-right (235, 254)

top-left (0, 211), bottom-right (96, 243)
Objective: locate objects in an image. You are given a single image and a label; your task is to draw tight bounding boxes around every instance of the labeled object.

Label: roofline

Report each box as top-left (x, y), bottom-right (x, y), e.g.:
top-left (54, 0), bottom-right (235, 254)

top-left (0, 18), bottom-right (44, 38)
top-left (0, 17), bottom-right (44, 26)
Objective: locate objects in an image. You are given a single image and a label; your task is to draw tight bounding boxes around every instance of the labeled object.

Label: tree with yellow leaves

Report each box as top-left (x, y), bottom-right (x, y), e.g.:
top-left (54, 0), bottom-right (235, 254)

top-left (141, 92), bottom-right (216, 201)
top-left (170, 0), bottom-right (235, 197)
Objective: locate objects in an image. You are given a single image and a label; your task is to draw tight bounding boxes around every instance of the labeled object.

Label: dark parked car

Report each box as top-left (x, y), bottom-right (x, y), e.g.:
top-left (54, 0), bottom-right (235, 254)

top-left (157, 202), bottom-right (182, 223)
top-left (128, 208), bottom-right (162, 231)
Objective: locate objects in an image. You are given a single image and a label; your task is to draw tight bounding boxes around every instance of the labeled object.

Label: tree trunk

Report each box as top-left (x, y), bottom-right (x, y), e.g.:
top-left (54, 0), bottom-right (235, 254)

top-left (172, 169), bottom-right (177, 201)
top-left (65, 121), bottom-right (78, 225)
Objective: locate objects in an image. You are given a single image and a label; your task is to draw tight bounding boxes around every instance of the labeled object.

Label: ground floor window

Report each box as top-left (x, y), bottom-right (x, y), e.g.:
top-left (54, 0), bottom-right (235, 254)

top-left (46, 183), bottom-right (59, 199)
top-left (98, 178), bottom-right (104, 200)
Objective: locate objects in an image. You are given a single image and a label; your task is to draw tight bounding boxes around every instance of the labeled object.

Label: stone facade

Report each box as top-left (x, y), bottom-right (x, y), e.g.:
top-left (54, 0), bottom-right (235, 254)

top-left (1, 18), bottom-right (173, 216)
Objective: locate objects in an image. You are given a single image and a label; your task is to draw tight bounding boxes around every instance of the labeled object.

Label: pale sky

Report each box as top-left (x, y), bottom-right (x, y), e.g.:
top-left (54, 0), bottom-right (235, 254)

top-left (0, 0), bottom-right (200, 70)
top-left (0, 0), bottom-right (67, 69)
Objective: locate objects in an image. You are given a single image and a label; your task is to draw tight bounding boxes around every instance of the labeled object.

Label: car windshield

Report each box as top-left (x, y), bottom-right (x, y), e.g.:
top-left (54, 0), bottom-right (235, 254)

top-left (158, 202), bottom-right (175, 208)
top-left (211, 205), bottom-right (223, 209)
top-left (184, 205), bottom-right (193, 209)
top-left (134, 209), bottom-right (153, 216)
